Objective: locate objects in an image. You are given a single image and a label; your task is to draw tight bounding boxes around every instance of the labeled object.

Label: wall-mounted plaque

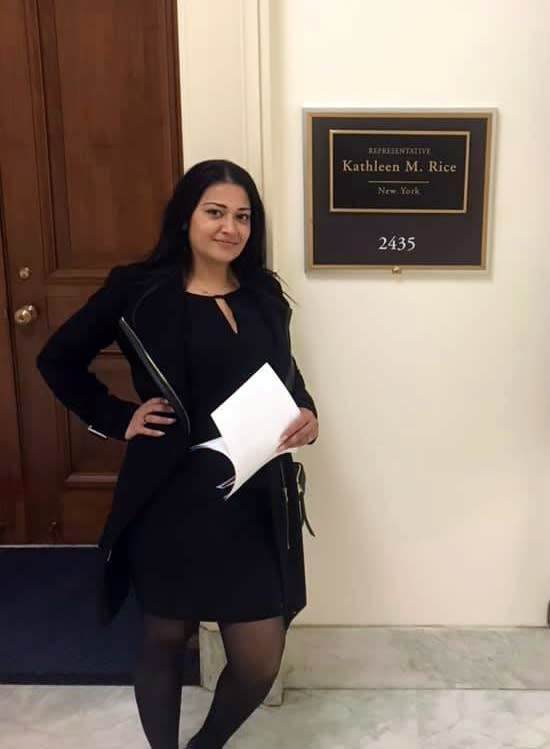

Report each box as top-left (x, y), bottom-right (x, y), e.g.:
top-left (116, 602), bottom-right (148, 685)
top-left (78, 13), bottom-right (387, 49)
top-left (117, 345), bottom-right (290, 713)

top-left (304, 109), bottom-right (495, 270)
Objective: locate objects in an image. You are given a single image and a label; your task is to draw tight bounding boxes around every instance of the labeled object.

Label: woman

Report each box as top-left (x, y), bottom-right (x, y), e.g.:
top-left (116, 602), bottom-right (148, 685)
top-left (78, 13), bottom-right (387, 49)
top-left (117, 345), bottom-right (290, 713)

top-left (36, 159), bottom-right (318, 749)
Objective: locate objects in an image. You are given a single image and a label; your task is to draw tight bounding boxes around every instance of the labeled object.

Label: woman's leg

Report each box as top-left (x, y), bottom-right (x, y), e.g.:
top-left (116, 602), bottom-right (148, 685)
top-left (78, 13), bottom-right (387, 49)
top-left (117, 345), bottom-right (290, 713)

top-left (187, 615), bottom-right (286, 748)
top-left (134, 612), bottom-right (198, 749)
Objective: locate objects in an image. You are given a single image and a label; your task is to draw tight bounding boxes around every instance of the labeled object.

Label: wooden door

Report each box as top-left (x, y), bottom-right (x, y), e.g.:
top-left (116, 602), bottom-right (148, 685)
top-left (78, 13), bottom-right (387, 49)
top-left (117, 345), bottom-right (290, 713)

top-left (0, 0), bottom-right (182, 543)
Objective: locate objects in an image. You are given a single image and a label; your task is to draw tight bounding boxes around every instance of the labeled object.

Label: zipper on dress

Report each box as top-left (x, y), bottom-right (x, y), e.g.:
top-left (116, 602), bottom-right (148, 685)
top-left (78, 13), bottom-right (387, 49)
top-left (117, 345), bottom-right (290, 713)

top-left (294, 463), bottom-right (316, 537)
top-left (118, 316), bottom-right (191, 433)
top-left (279, 462), bottom-right (291, 551)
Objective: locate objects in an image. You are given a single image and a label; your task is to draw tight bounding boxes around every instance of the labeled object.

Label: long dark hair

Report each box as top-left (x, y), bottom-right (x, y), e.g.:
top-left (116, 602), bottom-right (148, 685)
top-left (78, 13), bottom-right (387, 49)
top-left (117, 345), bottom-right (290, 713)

top-left (141, 159), bottom-right (276, 290)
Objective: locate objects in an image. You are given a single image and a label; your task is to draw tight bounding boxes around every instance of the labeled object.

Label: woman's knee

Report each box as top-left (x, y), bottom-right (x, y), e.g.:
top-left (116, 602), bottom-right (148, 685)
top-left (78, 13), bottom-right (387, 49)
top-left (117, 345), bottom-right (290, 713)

top-left (142, 615), bottom-right (198, 652)
top-left (220, 616), bottom-right (286, 687)
top-left (229, 649), bottom-right (283, 689)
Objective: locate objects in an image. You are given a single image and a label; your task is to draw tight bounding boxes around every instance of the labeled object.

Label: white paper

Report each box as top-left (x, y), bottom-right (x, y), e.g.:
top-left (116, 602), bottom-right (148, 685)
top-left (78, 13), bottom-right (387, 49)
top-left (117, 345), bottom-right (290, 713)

top-left (191, 363), bottom-right (300, 497)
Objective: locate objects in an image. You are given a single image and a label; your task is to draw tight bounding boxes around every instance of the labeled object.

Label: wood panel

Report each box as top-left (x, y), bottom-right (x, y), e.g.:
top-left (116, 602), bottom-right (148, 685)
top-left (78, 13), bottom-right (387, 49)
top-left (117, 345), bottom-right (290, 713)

top-left (38, 0), bottom-right (181, 274)
top-left (0, 220), bottom-right (25, 542)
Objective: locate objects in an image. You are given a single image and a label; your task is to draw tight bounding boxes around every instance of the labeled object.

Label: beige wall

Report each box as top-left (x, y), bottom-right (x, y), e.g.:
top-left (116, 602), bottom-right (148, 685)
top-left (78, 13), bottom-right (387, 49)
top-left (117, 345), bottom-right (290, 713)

top-left (179, 0), bottom-right (550, 626)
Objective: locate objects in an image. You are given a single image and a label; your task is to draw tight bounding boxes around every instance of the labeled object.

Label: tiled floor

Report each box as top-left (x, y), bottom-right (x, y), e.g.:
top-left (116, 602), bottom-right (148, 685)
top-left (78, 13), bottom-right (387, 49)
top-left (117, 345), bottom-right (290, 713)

top-left (2, 684), bottom-right (550, 747)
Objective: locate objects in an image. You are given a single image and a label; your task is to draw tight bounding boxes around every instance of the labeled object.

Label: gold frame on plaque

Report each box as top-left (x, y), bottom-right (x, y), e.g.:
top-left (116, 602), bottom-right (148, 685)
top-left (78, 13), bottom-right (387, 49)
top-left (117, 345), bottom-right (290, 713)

top-left (304, 109), bottom-right (495, 271)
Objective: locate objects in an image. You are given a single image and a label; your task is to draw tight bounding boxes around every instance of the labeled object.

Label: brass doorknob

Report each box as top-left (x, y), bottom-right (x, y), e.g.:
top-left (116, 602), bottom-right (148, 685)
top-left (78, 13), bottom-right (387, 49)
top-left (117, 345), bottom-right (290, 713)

top-left (14, 304), bottom-right (38, 325)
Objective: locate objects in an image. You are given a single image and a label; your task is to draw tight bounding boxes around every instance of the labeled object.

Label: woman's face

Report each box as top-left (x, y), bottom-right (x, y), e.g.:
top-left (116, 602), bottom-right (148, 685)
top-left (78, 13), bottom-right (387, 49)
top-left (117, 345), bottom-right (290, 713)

top-left (188, 182), bottom-right (251, 267)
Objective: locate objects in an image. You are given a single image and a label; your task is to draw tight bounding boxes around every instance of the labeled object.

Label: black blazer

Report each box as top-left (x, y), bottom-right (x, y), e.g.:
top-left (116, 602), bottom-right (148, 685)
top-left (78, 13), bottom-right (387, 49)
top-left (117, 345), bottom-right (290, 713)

top-left (37, 263), bottom-right (317, 624)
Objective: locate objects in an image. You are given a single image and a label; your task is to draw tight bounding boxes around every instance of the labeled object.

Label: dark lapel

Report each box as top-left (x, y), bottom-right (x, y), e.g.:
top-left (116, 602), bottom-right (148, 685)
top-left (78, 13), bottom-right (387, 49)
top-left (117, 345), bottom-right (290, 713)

top-left (100, 269), bottom-right (192, 549)
top-left (128, 268), bottom-right (190, 406)
top-left (247, 283), bottom-right (293, 384)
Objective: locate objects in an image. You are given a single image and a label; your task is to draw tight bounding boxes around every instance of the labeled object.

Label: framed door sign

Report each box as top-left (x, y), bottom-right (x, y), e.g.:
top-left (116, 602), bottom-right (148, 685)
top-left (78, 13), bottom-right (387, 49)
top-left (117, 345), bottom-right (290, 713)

top-left (304, 109), bottom-right (495, 270)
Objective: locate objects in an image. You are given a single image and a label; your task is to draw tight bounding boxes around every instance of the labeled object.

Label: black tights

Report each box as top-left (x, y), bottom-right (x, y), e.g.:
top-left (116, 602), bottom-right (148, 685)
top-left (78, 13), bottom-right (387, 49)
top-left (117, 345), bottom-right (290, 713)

top-left (134, 612), bottom-right (286, 749)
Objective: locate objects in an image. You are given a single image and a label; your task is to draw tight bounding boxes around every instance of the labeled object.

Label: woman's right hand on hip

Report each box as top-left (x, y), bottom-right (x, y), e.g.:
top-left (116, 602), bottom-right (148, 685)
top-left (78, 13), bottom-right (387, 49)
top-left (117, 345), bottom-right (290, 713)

top-left (124, 397), bottom-right (176, 440)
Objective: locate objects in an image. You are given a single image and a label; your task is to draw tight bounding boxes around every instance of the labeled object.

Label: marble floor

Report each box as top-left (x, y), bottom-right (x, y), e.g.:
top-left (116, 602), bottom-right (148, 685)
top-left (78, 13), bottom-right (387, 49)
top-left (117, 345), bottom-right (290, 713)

top-left (2, 684), bottom-right (550, 748)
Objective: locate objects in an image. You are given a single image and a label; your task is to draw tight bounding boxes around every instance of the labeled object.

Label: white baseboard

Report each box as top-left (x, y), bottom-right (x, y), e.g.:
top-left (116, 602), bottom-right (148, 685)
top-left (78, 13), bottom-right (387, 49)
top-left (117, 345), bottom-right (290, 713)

top-left (283, 626), bottom-right (550, 690)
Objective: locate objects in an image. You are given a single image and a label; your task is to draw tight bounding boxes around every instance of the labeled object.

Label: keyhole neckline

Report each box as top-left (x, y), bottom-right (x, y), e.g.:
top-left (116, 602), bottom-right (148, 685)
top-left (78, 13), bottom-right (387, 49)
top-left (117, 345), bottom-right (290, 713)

top-left (183, 287), bottom-right (241, 300)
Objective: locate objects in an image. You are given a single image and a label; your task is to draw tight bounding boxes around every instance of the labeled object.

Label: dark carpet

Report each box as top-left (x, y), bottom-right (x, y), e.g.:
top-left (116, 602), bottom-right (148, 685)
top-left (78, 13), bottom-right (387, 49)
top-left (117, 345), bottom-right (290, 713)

top-left (0, 547), bottom-right (200, 685)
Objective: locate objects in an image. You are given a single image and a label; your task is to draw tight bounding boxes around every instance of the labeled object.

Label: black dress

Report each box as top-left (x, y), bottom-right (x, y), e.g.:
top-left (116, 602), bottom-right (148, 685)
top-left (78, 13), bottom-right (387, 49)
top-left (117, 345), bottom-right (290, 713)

top-left (126, 288), bottom-right (285, 622)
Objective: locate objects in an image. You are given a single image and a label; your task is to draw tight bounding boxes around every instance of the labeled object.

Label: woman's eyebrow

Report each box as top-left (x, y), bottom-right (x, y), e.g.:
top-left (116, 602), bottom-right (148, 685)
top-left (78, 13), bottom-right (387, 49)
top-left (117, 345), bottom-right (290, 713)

top-left (202, 201), bottom-right (251, 211)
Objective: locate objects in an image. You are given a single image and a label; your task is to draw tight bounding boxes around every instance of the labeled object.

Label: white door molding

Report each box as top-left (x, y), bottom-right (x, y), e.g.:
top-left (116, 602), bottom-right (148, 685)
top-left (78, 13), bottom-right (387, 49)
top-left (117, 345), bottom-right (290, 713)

top-left (176, 0), bottom-right (272, 197)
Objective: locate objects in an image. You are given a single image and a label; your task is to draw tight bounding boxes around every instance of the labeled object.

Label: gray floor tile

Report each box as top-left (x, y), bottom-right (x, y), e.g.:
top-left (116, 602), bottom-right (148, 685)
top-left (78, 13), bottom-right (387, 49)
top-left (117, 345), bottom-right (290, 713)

top-left (417, 689), bottom-right (550, 749)
top-left (231, 689), bottom-right (418, 748)
top-left (2, 685), bottom-right (550, 748)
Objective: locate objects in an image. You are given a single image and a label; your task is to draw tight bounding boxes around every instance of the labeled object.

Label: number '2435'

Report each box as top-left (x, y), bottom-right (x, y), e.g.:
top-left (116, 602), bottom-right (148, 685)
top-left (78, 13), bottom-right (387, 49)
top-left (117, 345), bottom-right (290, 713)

top-left (378, 236), bottom-right (416, 252)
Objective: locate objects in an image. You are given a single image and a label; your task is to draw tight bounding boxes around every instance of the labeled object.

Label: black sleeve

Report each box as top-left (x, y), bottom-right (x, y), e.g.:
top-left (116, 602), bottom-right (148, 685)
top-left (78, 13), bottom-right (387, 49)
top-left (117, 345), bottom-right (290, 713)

top-left (36, 266), bottom-right (139, 441)
top-left (291, 357), bottom-right (317, 418)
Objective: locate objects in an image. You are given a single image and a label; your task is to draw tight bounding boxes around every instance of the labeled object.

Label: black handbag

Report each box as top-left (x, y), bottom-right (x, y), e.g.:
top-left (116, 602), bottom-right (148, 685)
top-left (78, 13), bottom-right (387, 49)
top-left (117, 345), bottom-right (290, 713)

top-left (293, 461), bottom-right (316, 537)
